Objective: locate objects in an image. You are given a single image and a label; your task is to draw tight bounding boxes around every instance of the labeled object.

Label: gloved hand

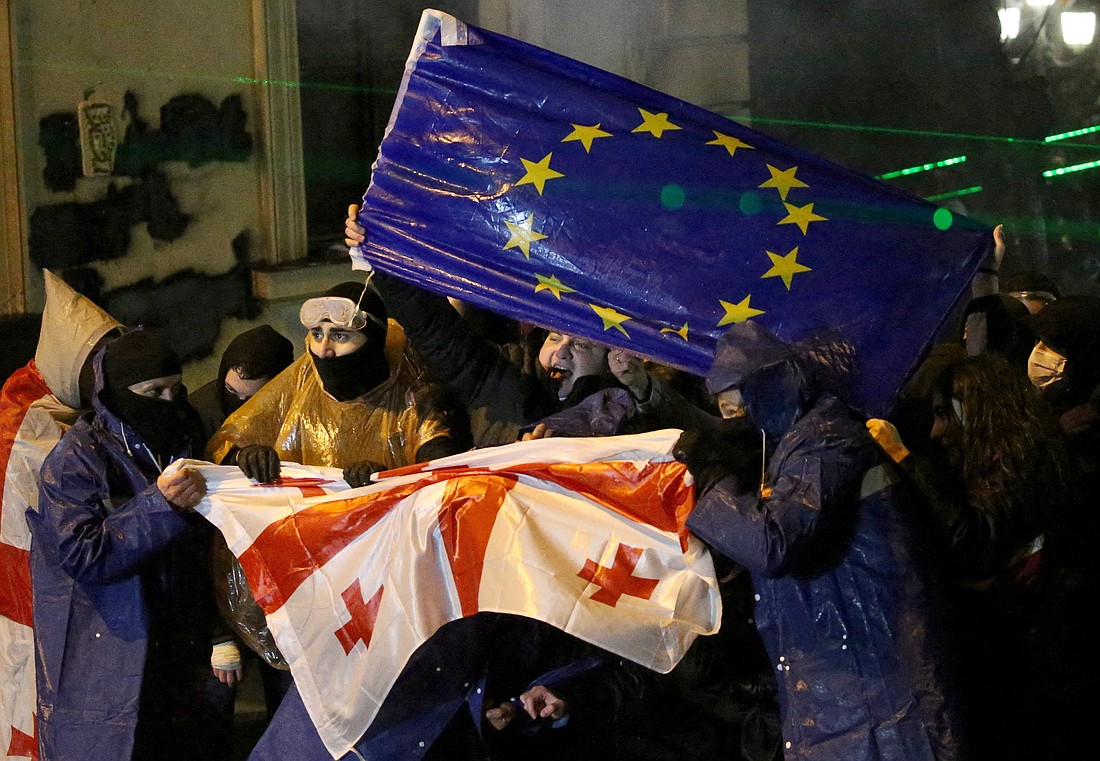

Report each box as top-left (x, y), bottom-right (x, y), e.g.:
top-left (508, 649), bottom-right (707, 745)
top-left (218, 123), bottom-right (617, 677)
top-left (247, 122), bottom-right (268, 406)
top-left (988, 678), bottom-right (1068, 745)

top-left (237, 444), bottom-right (281, 483)
top-left (343, 460), bottom-right (386, 488)
top-left (674, 417), bottom-right (762, 498)
top-left (865, 419), bottom-right (910, 463)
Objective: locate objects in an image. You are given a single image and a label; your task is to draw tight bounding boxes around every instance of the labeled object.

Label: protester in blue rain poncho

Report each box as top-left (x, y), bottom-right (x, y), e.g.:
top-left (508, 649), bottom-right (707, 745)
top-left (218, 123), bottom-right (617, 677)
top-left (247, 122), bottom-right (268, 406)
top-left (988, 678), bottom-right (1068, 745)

top-left (28, 330), bottom-right (235, 761)
top-left (677, 322), bottom-right (964, 761)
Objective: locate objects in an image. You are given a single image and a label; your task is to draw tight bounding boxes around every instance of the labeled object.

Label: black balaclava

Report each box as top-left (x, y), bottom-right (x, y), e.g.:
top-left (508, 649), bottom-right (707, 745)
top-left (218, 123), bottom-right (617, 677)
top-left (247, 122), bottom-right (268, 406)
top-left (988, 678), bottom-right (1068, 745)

top-left (309, 282), bottom-right (390, 402)
top-left (102, 330), bottom-right (195, 456)
top-left (218, 324), bottom-right (295, 415)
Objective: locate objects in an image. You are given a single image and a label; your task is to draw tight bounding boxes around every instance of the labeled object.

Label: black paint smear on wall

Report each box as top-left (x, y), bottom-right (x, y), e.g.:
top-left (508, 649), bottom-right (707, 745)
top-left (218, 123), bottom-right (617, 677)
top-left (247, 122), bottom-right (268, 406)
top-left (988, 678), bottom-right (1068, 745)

top-left (60, 232), bottom-right (261, 364)
top-left (28, 170), bottom-right (189, 268)
top-left (0, 313), bottom-right (43, 384)
top-left (38, 92), bottom-right (254, 192)
top-left (38, 112), bottom-right (82, 193)
top-left (29, 92), bottom-right (260, 363)
top-left (30, 91), bottom-right (250, 268)
top-left (115, 91), bottom-right (253, 175)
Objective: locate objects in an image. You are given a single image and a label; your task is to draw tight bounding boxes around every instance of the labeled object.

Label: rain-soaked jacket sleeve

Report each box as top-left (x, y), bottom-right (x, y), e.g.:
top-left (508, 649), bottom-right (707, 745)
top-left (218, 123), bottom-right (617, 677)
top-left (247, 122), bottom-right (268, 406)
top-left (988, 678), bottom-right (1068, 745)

top-left (35, 441), bottom-right (191, 585)
top-left (373, 271), bottom-right (527, 412)
top-left (686, 410), bottom-right (868, 578)
top-left (206, 356), bottom-right (301, 464)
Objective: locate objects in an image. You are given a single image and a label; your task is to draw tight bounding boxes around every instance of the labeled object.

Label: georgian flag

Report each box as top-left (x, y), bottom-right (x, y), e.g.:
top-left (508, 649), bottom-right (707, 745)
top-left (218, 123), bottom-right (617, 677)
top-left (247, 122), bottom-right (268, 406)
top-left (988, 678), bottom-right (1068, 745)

top-left (1, 366), bottom-right (75, 761)
top-left (192, 429), bottom-right (720, 758)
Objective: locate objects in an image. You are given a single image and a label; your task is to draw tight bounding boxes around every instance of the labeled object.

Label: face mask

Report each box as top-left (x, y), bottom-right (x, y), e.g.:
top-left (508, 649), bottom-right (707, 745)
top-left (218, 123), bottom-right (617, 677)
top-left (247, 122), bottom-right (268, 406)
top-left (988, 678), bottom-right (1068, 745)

top-left (107, 388), bottom-right (195, 455)
top-left (1027, 343), bottom-right (1067, 390)
top-left (310, 343), bottom-right (388, 401)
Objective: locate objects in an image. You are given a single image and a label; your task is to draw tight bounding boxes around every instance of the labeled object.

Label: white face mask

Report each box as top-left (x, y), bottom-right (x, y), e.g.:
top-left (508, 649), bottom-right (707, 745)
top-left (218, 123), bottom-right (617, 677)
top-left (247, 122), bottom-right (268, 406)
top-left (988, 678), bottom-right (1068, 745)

top-left (1027, 342), bottom-right (1067, 390)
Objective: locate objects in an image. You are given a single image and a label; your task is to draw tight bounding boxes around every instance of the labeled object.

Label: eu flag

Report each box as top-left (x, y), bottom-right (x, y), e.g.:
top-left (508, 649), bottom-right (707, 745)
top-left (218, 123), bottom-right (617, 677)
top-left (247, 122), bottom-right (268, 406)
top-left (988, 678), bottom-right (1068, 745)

top-left (356, 9), bottom-right (992, 417)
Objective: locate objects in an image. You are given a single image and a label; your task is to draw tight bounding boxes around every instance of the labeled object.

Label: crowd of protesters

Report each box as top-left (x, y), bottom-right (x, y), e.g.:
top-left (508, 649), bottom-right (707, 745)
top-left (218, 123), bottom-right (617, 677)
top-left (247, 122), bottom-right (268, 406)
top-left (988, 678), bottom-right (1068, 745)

top-left (1, 213), bottom-right (1097, 761)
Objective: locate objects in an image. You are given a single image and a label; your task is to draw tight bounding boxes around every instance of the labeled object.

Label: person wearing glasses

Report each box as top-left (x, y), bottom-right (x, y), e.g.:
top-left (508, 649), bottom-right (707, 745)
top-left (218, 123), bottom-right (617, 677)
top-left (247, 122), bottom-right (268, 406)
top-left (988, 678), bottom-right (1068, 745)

top-left (207, 280), bottom-right (464, 486)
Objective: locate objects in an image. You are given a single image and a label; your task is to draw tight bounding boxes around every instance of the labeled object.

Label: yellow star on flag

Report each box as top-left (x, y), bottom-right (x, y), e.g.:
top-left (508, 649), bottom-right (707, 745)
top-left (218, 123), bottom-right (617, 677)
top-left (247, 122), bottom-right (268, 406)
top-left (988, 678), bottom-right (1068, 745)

top-left (778, 202), bottom-right (827, 235)
top-left (503, 215), bottom-right (548, 259)
top-left (717, 295), bottom-right (765, 326)
top-left (660, 323), bottom-right (690, 341)
top-left (759, 165), bottom-right (809, 201)
top-left (591, 304), bottom-right (632, 336)
top-left (534, 274), bottom-right (576, 300)
top-left (762, 247), bottom-right (812, 290)
top-left (632, 109), bottom-right (681, 138)
top-left (562, 123), bottom-right (612, 153)
top-left (515, 153), bottom-right (565, 195)
top-left (706, 131), bottom-right (754, 157)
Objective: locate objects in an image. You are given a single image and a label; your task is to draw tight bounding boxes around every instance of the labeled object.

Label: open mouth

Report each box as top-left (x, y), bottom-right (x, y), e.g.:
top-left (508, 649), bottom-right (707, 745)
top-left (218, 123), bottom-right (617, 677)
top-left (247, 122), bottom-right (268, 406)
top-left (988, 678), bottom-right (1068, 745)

top-left (548, 365), bottom-right (571, 384)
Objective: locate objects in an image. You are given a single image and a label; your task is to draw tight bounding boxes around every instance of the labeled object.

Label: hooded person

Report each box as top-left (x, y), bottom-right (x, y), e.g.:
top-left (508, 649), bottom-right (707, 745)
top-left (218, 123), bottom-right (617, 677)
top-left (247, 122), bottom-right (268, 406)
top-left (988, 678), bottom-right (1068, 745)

top-left (204, 282), bottom-right (463, 699)
top-left (0, 269), bottom-right (122, 759)
top-left (1025, 294), bottom-right (1100, 730)
top-left (207, 280), bottom-right (461, 484)
top-left (189, 324), bottom-right (295, 442)
top-left (676, 322), bottom-right (964, 761)
top-left (1026, 294), bottom-right (1100, 422)
top-left (27, 328), bottom-right (234, 761)
top-left (959, 293), bottom-right (1036, 373)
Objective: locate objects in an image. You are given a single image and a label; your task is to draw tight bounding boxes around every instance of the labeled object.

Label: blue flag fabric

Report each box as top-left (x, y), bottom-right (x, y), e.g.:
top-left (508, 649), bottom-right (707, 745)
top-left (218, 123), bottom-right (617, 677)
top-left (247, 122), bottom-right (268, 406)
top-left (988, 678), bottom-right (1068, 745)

top-left (356, 9), bottom-right (992, 417)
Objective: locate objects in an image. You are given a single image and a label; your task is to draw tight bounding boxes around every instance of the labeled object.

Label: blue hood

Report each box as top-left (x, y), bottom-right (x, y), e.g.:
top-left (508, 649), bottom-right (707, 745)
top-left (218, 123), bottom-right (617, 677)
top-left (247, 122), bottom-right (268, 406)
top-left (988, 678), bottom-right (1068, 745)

top-left (705, 322), bottom-right (817, 449)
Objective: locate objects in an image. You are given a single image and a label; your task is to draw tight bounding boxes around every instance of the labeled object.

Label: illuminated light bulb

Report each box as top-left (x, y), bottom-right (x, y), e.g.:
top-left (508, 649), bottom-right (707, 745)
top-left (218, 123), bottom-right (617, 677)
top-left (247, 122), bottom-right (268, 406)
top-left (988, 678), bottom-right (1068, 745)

top-left (999, 7), bottom-right (1021, 40)
top-left (1062, 11), bottom-right (1096, 46)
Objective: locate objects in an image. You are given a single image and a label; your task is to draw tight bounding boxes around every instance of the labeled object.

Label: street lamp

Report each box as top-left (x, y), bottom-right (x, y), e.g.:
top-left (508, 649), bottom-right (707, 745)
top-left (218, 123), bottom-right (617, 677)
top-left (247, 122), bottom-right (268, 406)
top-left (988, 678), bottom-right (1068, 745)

top-left (1061, 11), bottom-right (1096, 45)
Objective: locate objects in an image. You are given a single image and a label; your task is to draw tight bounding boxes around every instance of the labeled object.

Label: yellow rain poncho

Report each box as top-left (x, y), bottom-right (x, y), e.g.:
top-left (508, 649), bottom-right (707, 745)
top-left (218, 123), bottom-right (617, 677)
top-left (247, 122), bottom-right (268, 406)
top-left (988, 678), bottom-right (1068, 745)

top-left (207, 323), bottom-right (451, 471)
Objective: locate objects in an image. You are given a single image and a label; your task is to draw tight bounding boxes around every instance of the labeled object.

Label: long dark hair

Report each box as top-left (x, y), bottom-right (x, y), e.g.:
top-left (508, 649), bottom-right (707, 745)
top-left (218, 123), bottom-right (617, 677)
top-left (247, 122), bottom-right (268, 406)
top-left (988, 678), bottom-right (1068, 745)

top-left (937, 354), bottom-right (1056, 489)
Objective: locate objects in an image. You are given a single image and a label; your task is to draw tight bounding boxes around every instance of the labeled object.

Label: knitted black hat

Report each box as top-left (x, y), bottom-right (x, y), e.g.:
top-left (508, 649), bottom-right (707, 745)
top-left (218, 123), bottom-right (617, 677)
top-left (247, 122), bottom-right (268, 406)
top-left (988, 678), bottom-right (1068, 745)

top-left (219, 324), bottom-right (295, 382)
top-left (102, 330), bottom-right (181, 390)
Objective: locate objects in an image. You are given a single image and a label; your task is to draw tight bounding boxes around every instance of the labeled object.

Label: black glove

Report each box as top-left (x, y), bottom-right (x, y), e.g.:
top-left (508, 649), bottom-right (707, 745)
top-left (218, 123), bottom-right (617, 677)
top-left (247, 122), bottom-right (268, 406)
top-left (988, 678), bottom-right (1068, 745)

top-left (343, 460), bottom-right (386, 488)
top-left (236, 444), bottom-right (281, 484)
top-left (674, 418), bottom-right (761, 498)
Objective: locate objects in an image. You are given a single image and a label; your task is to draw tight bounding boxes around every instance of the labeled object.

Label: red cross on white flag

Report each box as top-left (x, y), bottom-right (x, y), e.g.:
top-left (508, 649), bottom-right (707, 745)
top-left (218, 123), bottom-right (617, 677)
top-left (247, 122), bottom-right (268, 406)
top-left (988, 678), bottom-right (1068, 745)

top-left (193, 430), bottom-right (720, 759)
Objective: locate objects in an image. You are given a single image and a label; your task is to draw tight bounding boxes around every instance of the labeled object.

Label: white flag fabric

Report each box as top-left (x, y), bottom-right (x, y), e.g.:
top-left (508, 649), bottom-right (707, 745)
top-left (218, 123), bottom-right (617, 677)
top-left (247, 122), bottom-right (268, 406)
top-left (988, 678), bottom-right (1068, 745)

top-left (192, 429), bottom-right (720, 758)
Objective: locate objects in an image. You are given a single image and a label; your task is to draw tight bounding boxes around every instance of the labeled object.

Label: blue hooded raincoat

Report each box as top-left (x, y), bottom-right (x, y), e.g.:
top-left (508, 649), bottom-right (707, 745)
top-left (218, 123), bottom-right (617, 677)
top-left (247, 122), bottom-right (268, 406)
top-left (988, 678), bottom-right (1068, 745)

top-left (686, 323), bottom-right (962, 761)
top-left (27, 343), bottom-right (221, 761)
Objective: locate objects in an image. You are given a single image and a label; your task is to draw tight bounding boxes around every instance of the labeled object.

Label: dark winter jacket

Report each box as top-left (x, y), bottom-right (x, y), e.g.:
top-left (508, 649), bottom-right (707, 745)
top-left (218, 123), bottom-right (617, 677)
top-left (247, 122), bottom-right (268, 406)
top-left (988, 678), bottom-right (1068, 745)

top-left (372, 272), bottom-right (624, 446)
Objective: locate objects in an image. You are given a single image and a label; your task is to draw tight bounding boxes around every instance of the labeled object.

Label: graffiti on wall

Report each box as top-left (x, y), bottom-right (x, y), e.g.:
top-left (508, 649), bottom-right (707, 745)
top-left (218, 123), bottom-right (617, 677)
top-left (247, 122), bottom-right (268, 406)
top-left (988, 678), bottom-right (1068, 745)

top-left (27, 91), bottom-right (259, 362)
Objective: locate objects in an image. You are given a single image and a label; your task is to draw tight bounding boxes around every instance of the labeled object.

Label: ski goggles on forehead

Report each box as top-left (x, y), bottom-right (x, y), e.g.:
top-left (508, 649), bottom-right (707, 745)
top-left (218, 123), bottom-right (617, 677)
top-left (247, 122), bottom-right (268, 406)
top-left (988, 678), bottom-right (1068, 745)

top-left (299, 295), bottom-right (385, 331)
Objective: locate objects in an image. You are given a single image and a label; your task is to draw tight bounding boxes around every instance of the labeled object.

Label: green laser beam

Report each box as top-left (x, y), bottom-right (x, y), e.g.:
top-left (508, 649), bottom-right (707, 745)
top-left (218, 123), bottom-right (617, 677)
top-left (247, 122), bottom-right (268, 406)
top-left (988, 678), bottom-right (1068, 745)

top-left (733, 114), bottom-right (1100, 152)
top-left (876, 155), bottom-right (966, 180)
top-left (925, 185), bottom-right (983, 202)
top-left (13, 58), bottom-right (400, 96)
top-left (1044, 124), bottom-right (1100, 143)
top-left (19, 58), bottom-right (1100, 164)
top-left (1042, 158), bottom-right (1100, 178)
